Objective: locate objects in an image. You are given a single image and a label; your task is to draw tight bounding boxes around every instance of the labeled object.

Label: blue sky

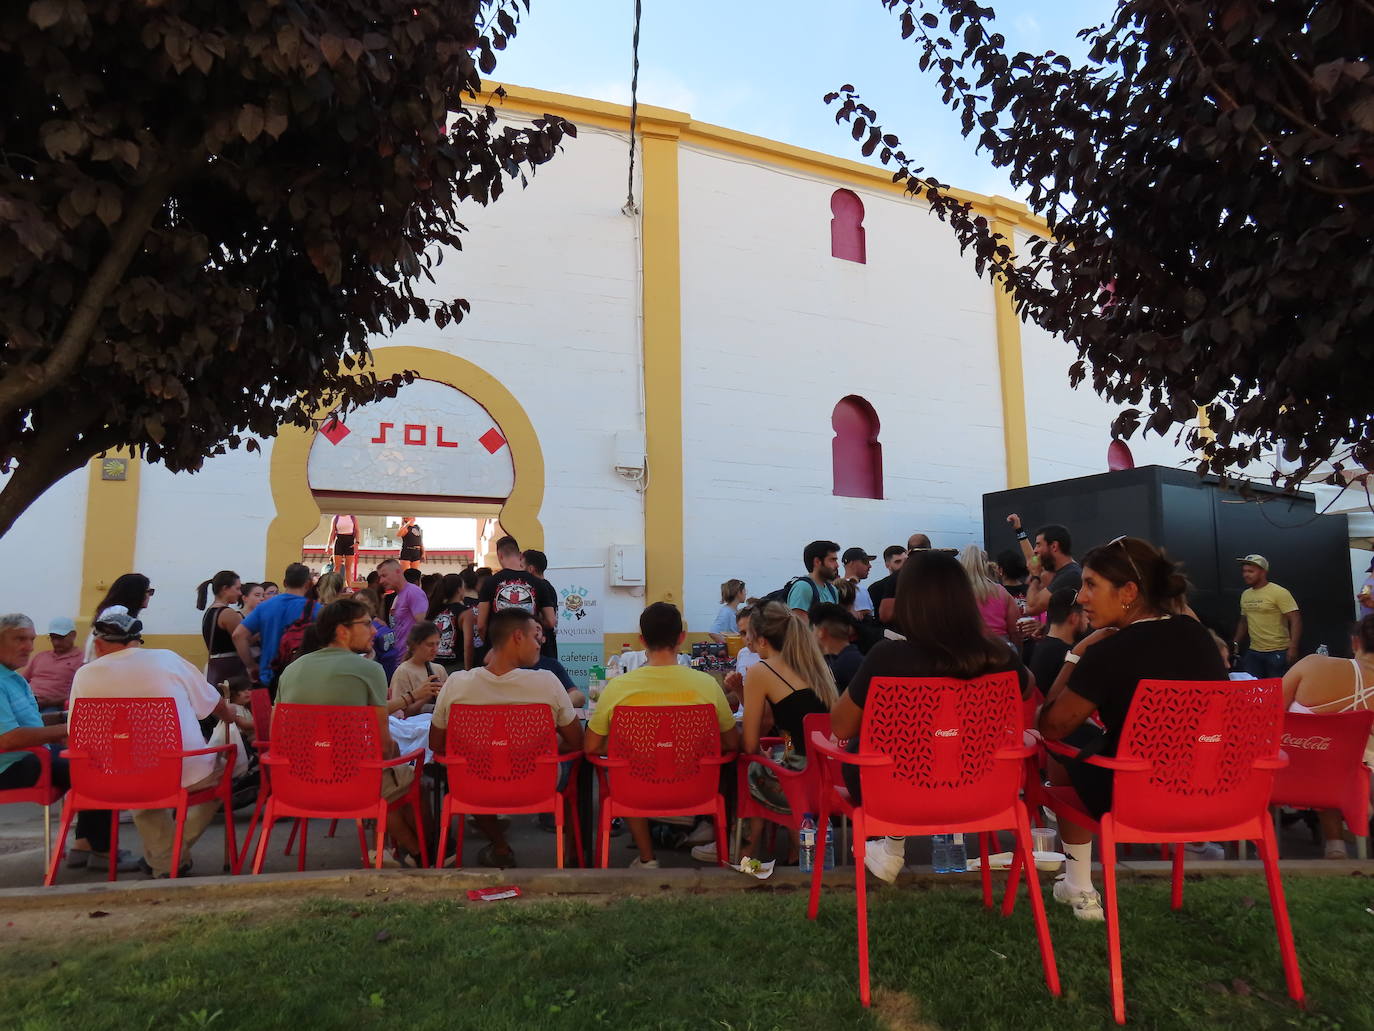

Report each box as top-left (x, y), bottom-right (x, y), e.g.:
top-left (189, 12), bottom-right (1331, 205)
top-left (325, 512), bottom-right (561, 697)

top-left (491, 0), bottom-right (1117, 199)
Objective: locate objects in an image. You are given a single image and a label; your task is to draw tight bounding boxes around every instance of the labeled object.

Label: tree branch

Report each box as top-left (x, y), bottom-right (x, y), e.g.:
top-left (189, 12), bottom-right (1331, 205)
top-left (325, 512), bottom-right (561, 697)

top-left (0, 405), bottom-right (118, 539)
top-left (0, 166), bottom-right (178, 420)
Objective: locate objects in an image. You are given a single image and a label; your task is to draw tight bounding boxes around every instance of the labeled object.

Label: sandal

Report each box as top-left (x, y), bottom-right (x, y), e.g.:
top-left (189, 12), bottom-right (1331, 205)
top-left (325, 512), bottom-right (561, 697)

top-left (477, 843), bottom-right (517, 869)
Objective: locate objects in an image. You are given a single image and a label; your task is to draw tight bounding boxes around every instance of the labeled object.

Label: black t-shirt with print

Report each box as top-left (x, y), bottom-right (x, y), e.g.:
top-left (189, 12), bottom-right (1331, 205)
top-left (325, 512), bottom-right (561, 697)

top-left (478, 570), bottom-right (559, 656)
top-left (1068, 616), bottom-right (1227, 753)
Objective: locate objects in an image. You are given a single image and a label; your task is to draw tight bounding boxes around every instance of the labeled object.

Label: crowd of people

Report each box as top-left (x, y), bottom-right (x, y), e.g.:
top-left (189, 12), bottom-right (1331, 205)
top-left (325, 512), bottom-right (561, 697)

top-left (1, 517), bottom-right (1371, 893)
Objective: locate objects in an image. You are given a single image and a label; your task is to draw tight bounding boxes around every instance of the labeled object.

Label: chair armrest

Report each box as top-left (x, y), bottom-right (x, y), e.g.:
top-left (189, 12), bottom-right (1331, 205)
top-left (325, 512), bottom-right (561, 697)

top-left (584, 754), bottom-right (627, 769)
top-left (57, 749), bottom-right (88, 761)
top-left (994, 744), bottom-right (1036, 760)
top-left (382, 748), bottom-right (424, 769)
top-left (163, 745), bottom-right (237, 760)
top-left (808, 730), bottom-right (892, 767)
top-left (1254, 751), bottom-right (1289, 771)
top-left (1042, 738), bottom-right (1149, 772)
top-left (542, 750), bottom-right (584, 765)
top-left (739, 751), bottom-right (809, 780)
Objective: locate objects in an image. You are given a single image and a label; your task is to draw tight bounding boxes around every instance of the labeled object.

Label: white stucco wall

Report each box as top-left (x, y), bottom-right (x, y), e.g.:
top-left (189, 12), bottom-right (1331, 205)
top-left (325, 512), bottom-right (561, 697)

top-left (677, 146), bottom-right (1009, 630)
top-left (0, 467), bottom-right (88, 630)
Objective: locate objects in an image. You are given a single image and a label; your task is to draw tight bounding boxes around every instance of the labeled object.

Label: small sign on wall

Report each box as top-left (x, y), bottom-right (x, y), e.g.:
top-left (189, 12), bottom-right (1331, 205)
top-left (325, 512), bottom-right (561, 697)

top-left (100, 458), bottom-right (128, 481)
top-left (550, 565), bottom-right (605, 689)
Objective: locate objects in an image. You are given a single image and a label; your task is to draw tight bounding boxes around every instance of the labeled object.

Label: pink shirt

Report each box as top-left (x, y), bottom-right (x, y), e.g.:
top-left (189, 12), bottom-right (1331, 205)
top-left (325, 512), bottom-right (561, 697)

top-left (978, 587), bottom-right (1014, 637)
top-left (21, 648), bottom-right (83, 708)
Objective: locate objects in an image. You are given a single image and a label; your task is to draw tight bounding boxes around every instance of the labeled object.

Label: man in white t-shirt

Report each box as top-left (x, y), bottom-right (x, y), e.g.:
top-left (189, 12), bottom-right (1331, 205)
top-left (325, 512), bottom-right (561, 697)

top-left (429, 608), bottom-right (583, 868)
top-left (70, 612), bottom-right (234, 877)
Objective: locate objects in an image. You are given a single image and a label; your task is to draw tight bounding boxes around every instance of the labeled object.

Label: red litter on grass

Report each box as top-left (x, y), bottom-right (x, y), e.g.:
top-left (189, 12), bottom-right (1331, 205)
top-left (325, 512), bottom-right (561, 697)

top-left (467, 886), bottom-right (521, 902)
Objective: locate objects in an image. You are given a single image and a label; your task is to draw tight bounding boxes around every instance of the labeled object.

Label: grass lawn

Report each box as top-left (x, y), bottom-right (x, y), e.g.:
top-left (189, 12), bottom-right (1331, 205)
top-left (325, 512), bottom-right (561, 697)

top-left (3, 875), bottom-right (1372, 1030)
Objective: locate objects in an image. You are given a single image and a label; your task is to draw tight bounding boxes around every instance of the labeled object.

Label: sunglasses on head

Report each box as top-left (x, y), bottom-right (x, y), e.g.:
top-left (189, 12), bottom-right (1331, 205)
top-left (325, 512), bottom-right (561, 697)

top-left (1107, 535), bottom-right (1144, 585)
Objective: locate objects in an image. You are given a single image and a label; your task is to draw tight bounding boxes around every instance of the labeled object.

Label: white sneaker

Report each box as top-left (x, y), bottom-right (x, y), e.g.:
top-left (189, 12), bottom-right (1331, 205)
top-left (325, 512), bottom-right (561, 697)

top-left (684, 821), bottom-right (716, 847)
top-left (628, 856), bottom-right (660, 869)
top-left (691, 841), bottom-right (718, 863)
top-left (1185, 842), bottom-right (1225, 861)
top-left (862, 837), bottom-right (905, 884)
top-left (1053, 876), bottom-right (1105, 921)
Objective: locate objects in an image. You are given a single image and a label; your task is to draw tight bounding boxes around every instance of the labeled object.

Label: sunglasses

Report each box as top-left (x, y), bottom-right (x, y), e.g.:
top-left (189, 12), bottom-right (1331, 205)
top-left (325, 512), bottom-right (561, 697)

top-left (1107, 535), bottom-right (1144, 585)
top-left (144, 588), bottom-right (156, 597)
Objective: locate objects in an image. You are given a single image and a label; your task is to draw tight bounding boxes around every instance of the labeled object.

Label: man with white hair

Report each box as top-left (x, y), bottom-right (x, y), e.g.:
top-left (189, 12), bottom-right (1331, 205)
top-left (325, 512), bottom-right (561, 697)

top-left (0, 613), bottom-right (137, 871)
top-left (70, 611), bottom-right (234, 877)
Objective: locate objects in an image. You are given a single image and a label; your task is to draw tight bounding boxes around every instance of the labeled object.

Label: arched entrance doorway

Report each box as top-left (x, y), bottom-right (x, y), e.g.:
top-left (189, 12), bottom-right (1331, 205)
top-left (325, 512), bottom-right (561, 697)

top-left (265, 346), bottom-right (545, 580)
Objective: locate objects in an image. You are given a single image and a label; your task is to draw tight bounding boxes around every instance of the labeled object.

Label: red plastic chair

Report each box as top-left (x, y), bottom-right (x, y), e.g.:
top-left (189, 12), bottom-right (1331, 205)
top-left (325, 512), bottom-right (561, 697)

top-left (1271, 710), bottom-right (1373, 859)
top-left (434, 704), bottom-right (583, 868)
top-left (735, 712), bottom-right (836, 860)
top-left (235, 688), bottom-right (276, 872)
top-left (0, 746), bottom-right (64, 873)
top-left (806, 673), bottom-right (1058, 1008)
top-left (1034, 677), bottom-right (1303, 1024)
top-left (588, 704), bottom-right (734, 868)
top-left (249, 704), bottom-right (426, 873)
top-left (45, 698), bottom-right (236, 885)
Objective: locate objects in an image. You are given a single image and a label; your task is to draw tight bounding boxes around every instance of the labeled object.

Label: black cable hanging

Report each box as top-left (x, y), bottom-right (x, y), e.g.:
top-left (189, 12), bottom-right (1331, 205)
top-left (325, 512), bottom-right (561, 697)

top-left (623, 0), bottom-right (642, 215)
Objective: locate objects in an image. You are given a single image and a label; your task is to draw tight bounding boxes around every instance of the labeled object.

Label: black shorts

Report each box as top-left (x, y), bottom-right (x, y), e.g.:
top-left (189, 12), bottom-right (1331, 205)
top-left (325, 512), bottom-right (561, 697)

top-left (333, 534), bottom-right (356, 557)
top-left (1061, 724), bottom-right (1114, 820)
top-left (400, 548), bottom-right (424, 562)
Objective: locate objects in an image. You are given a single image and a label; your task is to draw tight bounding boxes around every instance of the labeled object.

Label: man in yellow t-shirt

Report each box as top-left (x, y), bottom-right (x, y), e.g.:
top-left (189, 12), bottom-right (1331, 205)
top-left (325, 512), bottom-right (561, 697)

top-left (585, 602), bottom-right (739, 869)
top-left (1233, 554), bottom-right (1302, 679)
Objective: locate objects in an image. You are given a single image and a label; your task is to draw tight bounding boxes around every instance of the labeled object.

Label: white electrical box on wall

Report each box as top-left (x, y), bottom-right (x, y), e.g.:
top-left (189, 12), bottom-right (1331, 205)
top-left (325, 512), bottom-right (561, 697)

top-left (609, 544), bottom-right (646, 586)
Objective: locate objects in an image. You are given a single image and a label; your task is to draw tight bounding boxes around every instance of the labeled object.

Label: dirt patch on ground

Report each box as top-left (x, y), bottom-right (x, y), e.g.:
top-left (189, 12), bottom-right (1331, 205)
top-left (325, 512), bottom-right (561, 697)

top-left (872, 987), bottom-right (943, 1031)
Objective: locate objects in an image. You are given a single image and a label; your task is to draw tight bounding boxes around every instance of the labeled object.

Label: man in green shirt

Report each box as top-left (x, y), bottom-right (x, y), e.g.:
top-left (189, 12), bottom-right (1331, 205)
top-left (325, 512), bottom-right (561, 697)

top-left (1233, 554), bottom-right (1302, 678)
top-left (276, 598), bottom-right (423, 862)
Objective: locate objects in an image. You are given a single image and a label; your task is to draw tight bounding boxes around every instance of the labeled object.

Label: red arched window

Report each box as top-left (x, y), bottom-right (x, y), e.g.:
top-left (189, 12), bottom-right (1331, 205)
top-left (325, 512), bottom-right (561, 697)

top-left (830, 189), bottom-right (866, 263)
top-left (832, 395), bottom-right (883, 499)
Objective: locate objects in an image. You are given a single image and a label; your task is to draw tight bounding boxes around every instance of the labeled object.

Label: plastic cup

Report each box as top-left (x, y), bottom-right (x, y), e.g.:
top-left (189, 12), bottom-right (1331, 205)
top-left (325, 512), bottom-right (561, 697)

top-left (724, 634), bottom-right (743, 658)
top-left (1031, 826), bottom-right (1057, 854)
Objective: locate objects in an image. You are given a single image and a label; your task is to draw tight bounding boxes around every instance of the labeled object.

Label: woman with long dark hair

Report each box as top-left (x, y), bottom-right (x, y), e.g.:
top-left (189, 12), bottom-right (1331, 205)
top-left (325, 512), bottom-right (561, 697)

top-left (831, 549), bottom-right (1028, 884)
top-left (85, 572), bottom-right (153, 660)
top-left (196, 570), bottom-right (245, 685)
top-left (1038, 536), bottom-right (1224, 921)
top-left (426, 572), bottom-right (467, 673)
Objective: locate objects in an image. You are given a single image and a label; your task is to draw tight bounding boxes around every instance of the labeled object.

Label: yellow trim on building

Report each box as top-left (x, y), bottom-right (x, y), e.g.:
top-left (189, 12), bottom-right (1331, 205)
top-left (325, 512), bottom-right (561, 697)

top-left (989, 208), bottom-right (1031, 489)
top-left (481, 84), bottom-right (1046, 235)
top-left (266, 345), bottom-right (546, 581)
top-left (639, 117), bottom-right (687, 607)
top-left (78, 451), bottom-right (141, 635)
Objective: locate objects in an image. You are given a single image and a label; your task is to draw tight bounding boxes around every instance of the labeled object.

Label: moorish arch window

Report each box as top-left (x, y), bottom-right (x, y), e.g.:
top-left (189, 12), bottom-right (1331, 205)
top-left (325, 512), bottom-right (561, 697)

top-left (830, 189), bottom-right (867, 263)
top-left (832, 395), bottom-right (883, 499)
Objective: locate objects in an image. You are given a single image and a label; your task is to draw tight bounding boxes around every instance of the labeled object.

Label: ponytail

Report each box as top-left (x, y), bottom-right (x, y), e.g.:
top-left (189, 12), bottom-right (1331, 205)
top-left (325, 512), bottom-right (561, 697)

top-left (748, 600), bottom-right (838, 710)
top-left (197, 570), bottom-right (239, 611)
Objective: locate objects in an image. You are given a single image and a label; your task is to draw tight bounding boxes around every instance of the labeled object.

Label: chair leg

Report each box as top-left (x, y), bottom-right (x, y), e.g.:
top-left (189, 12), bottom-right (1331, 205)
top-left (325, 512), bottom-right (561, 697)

top-left (1101, 820), bottom-right (1127, 1025)
top-left (411, 792), bottom-right (429, 868)
top-left (251, 809), bottom-right (277, 875)
top-left (374, 804), bottom-right (387, 869)
top-left (806, 798), bottom-right (832, 921)
top-left (238, 781), bottom-right (269, 873)
top-left (979, 831), bottom-right (993, 909)
top-left (1259, 818), bottom-right (1306, 1007)
top-left (853, 822), bottom-right (872, 1007)
top-left (108, 809), bottom-right (120, 882)
top-left (598, 803), bottom-right (612, 869)
top-left (1002, 846), bottom-right (1023, 918)
top-left (297, 818), bottom-right (308, 872)
top-left (221, 788), bottom-right (238, 874)
top-left (170, 802), bottom-right (188, 880)
top-left (567, 792), bottom-right (585, 869)
top-left (435, 806), bottom-right (452, 870)
top-left (327, 818), bottom-right (339, 838)
top-left (1170, 841), bottom-right (1186, 911)
top-left (44, 799), bottom-right (78, 887)
top-left (285, 817), bottom-right (298, 855)
top-left (455, 814), bottom-right (466, 869)
top-left (714, 798), bottom-right (728, 867)
top-left (1014, 804), bottom-right (1061, 997)
top-left (41, 803), bottom-right (51, 875)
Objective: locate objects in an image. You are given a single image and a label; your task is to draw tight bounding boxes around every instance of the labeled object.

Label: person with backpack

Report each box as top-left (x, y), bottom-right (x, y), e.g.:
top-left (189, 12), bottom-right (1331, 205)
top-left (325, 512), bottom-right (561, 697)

top-left (779, 540), bottom-right (841, 619)
top-left (231, 562), bottom-right (317, 692)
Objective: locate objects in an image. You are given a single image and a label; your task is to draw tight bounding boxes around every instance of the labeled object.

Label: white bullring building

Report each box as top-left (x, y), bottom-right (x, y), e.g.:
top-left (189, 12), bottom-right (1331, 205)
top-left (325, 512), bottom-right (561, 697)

top-left (2, 85), bottom-right (1196, 678)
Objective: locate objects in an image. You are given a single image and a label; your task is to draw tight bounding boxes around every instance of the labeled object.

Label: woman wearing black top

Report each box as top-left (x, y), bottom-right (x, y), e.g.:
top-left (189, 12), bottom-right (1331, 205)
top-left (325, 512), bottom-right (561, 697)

top-left (831, 549), bottom-right (1029, 884)
top-left (1038, 536), bottom-right (1225, 922)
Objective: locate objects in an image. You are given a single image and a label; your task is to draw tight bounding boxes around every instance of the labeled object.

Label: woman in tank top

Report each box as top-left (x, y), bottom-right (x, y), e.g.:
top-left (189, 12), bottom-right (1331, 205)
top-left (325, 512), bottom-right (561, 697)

top-left (328, 513), bottom-right (360, 585)
top-left (1283, 614), bottom-right (1374, 857)
top-left (196, 570), bottom-right (245, 686)
top-left (716, 599), bottom-right (835, 866)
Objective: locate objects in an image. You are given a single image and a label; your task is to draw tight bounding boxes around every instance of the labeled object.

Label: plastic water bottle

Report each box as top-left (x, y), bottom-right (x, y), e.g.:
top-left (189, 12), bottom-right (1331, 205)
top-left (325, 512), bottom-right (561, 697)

top-left (1317, 644), bottom-right (1329, 657)
top-left (822, 820), bottom-right (835, 871)
top-left (931, 833), bottom-right (951, 873)
top-left (948, 833), bottom-right (967, 873)
top-left (799, 813), bottom-right (817, 872)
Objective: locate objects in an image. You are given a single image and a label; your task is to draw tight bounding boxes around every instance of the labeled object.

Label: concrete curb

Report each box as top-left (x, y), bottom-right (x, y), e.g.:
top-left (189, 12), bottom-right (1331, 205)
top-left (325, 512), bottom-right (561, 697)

top-left (0, 858), bottom-right (1364, 910)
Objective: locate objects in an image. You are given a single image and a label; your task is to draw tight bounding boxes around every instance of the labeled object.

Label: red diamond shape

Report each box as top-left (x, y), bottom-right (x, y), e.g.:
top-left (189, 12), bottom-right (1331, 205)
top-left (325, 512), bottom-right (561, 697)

top-left (479, 427), bottom-right (507, 454)
top-left (320, 418), bottom-right (351, 445)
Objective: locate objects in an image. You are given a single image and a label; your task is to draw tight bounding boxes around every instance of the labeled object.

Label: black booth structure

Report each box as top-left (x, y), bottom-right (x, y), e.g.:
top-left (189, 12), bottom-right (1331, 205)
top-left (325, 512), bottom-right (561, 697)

top-left (983, 466), bottom-right (1354, 656)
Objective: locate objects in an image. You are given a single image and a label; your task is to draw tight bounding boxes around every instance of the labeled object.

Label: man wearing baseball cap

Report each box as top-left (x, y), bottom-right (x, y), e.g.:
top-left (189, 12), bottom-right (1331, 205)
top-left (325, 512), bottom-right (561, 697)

top-left (1233, 554), bottom-right (1302, 678)
top-left (842, 547), bottom-right (877, 619)
top-left (20, 616), bottom-right (82, 713)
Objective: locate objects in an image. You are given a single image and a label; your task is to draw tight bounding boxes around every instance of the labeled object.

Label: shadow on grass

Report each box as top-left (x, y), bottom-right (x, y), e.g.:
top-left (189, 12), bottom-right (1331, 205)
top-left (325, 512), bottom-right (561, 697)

top-left (3, 876), bottom-right (1371, 1030)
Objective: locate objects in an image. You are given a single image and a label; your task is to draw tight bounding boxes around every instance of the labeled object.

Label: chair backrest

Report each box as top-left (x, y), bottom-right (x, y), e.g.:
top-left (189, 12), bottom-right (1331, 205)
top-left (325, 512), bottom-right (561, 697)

top-left (857, 673), bottom-right (1023, 826)
top-left (444, 704), bottom-right (561, 807)
top-left (1113, 678), bottom-right (1284, 833)
top-left (606, 704), bottom-right (721, 810)
top-left (1271, 710), bottom-right (1374, 818)
top-left (267, 704), bottom-right (383, 811)
top-left (250, 688), bottom-right (272, 743)
top-left (68, 697), bottom-right (183, 804)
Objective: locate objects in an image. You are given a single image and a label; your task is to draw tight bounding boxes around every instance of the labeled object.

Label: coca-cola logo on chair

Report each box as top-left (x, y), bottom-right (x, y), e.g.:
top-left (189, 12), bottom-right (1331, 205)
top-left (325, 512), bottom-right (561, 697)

top-left (1281, 733), bottom-right (1332, 751)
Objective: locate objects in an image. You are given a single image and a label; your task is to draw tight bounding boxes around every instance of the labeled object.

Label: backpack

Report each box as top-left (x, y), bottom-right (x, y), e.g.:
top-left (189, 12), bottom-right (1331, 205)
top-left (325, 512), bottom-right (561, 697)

top-left (270, 604), bottom-right (317, 678)
top-left (764, 576), bottom-right (821, 611)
